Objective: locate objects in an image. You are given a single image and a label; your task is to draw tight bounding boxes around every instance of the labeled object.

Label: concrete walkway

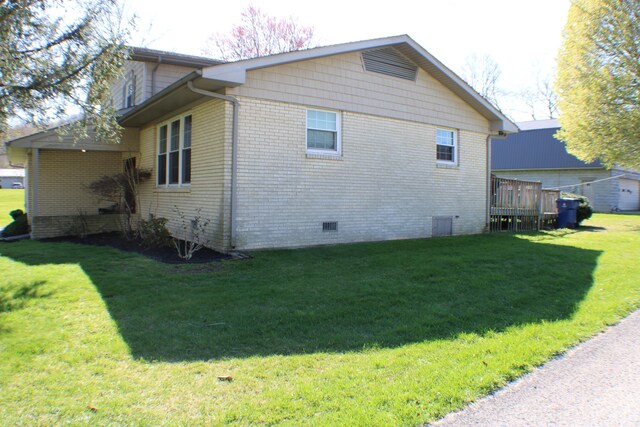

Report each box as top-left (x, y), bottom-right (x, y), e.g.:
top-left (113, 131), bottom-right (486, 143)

top-left (433, 310), bottom-right (640, 426)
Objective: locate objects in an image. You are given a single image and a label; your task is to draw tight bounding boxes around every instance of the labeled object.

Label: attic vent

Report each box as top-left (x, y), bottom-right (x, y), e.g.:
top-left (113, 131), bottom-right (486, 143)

top-left (322, 221), bottom-right (338, 232)
top-left (362, 48), bottom-right (418, 81)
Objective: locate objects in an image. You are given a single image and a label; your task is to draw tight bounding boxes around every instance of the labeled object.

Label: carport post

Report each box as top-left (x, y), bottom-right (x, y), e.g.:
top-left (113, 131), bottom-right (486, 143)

top-left (32, 148), bottom-right (39, 217)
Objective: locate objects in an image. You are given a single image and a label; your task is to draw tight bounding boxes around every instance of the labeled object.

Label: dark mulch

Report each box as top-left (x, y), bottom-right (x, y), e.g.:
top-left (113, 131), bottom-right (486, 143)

top-left (43, 232), bottom-right (229, 264)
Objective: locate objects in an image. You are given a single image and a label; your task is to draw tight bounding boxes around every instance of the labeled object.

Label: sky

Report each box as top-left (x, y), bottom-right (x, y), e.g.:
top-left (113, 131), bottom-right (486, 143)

top-left (124, 0), bottom-right (572, 121)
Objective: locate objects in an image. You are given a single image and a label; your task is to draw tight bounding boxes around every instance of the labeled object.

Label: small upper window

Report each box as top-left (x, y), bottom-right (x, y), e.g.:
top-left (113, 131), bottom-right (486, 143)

top-left (436, 129), bottom-right (457, 163)
top-left (307, 109), bottom-right (340, 154)
top-left (124, 72), bottom-right (136, 108)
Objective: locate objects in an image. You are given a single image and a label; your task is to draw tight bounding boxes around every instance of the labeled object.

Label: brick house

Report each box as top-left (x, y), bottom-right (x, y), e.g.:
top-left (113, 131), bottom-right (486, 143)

top-left (7, 35), bottom-right (517, 251)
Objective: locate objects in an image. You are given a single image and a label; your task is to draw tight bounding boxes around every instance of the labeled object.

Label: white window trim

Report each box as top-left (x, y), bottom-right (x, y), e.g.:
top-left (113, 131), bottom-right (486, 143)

top-left (306, 108), bottom-right (342, 156)
top-left (436, 128), bottom-right (458, 165)
top-left (156, 112), bottom-right (192, 188)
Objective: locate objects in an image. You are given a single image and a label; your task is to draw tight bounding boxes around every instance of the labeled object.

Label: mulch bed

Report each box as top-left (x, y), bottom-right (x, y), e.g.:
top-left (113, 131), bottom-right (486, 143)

top-left (43, 232), bottom-right (230, 264)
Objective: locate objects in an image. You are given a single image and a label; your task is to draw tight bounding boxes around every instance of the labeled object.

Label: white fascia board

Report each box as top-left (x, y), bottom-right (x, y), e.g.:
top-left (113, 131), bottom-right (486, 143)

top-left (9, 131), bottom-right (134, 152)
top-left (201, 63), bottom-right (246, 85)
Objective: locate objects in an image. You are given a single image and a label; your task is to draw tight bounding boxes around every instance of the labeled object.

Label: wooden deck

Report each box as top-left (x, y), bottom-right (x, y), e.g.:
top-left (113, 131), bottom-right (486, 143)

top-left (490, 177), bottom-right (559, 232)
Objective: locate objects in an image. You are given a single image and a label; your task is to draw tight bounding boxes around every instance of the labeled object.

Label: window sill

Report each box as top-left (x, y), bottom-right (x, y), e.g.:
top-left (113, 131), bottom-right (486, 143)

top-left (306, 152), bottom-right (343, 161)
top-left (436, 162), bottom-right (459, 170)
top-left (154, 186), bottom-right (191, 193)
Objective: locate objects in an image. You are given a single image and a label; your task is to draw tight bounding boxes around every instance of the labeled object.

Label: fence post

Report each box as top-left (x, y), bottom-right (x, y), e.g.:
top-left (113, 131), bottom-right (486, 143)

top-left (537, 182), bottom-right (542, 231)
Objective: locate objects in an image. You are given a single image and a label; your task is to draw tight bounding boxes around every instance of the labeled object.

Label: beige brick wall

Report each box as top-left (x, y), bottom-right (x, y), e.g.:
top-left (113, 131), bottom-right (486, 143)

top-left (31, 214), bottom-right (126, 239)
top-left (136, 98), bottom-right (232, 251)
top-left (233, 97), bottom-right (489, 250)
top-left (27, 149), bottom-right (126, 238)
top-left (36, 149), bottom-right (124, 216)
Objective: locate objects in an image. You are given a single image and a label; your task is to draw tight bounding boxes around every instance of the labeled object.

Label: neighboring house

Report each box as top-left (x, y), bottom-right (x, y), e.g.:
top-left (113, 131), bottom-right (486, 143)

top-left (492, 119), bottom-right (640, 212)
top-left (0, 168), bottom-right (25, 189)
top-left (7, 35), bottom-right (517, 251)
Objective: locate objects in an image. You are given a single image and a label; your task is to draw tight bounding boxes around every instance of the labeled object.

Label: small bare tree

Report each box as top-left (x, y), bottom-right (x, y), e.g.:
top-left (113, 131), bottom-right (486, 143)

top-left (459, 54), bottom-right (504, 110)
top-left (203, 5), bottom-right (316, 61)
top-left (172, 206), bottom-right (211, 261)
top-left (87, 164), bottom-right (151, 238)
top-left (518, 69), bottom-right (559, 120)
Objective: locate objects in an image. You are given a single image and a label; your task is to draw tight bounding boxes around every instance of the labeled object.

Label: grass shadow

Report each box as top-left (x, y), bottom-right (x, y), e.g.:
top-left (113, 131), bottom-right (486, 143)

top-left (1, 233), bottom-right (600, 361)
top-left (0, 280), bottom-right (50, 313)
top-left (579, 225), bottom-right (607, 232)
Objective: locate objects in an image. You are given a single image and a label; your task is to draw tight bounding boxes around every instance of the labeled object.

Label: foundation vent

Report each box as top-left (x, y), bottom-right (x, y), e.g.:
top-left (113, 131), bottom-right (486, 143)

top-left (322, 221), bottom-right (338, 232)
top-left (432, 216), bottom-right (453, 237)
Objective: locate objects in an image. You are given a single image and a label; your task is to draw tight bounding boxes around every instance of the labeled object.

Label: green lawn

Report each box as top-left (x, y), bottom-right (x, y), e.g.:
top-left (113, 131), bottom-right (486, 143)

top-left (1, 214), bottom-right (639, 425)
top-left (0, 189), bottom-right (25, 227)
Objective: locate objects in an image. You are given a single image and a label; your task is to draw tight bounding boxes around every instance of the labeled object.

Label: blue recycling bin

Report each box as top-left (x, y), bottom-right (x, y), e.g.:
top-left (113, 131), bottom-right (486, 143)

top-left (557, 198), bottom-right (581, 228)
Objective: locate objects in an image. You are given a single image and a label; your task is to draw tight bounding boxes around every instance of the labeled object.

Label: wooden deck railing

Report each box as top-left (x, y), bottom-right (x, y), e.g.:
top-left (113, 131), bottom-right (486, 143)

top-left (490, 176), bottom-right (559, 232)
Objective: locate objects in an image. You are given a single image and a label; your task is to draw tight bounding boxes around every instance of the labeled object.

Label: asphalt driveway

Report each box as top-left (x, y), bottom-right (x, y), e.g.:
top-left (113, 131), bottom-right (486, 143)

top-left (433, 309), bottom-right (640, 426)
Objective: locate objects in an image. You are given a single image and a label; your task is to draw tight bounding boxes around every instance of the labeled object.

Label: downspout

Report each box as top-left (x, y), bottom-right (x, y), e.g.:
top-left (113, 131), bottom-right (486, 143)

top-left (187, 81), bottom-right (239, 250)
top-left (486, 135), bottom-right (491, 231)
top-left (151, 56), bottom-right (162, 96)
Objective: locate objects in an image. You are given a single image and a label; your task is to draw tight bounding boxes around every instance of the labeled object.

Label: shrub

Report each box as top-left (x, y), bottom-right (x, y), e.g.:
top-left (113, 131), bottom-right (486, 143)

top-left (139, 216), bottom-right (172, 248)
top-left (561, 191), bottom-right (593, 224)
top-left (1, 209), bottom-right (29, 237)
top-left (172, 206), bottom-right (211, 261)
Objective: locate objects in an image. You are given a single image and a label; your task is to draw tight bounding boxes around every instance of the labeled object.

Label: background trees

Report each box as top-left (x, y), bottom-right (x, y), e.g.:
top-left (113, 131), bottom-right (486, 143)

top-left (0, 0), bottom-right (131, 142)
top-left (556, 0), bottom-right (640, 169)
top-left (459, 54), bottom-right (503, 110)
top-left (203, 5), bottom-right (315, 61)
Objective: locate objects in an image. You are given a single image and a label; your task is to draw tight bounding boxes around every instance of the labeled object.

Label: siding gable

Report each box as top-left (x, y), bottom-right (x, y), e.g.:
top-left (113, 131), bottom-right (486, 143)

top-left (227, 51), bottom-right (489, 133)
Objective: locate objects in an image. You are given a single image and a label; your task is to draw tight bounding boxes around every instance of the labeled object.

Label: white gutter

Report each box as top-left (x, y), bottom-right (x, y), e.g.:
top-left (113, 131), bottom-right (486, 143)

top-left (187, 81), bottom-right (239, 250)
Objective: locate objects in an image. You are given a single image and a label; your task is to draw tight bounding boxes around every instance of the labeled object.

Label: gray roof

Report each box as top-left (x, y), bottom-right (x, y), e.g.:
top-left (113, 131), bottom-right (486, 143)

top-left (129, 47), bottom-right (224, 68)
top-left (492, 122), bottom-right (602, 170)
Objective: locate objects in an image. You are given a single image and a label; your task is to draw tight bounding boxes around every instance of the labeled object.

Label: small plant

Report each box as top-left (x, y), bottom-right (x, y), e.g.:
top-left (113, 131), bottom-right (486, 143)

top-left (139, 215), bottom-right (172, 249)
top-left (561, 191), bottom-right (593, 224)
top-left (172, 206), bottom-right (211, 261)
top-left (66, 209), bottom-right (90, 238)
top-left (1, 209), bottom-right (29, 238)
top-left (87, 166), bottom-right (151, 239)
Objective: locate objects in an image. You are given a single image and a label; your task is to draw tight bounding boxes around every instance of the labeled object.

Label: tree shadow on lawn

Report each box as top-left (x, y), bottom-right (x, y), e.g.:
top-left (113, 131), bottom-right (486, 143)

top-left (0, 280), bottom-right (50, 314)
top-left (1, 233), bottom-right (601, 361)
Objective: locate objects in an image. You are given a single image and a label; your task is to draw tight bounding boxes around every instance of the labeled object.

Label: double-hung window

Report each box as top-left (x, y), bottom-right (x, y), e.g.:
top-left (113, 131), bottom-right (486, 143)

top-left (306, 109), bottom-right (340, 154)
top-left (436, 129), bottom-right (457, 164)
top-left (157, 113), bottom-right (192, 187)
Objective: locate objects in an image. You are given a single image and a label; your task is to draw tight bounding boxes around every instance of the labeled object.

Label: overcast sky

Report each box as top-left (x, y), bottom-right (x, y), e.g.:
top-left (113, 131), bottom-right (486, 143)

top-left (124, 0), bottom-right (571, 121)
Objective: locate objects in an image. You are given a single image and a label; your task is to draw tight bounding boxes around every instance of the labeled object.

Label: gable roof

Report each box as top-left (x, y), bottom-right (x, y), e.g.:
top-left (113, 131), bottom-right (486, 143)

top-left (200, 35), bottom-right (517, 133)
top-left (492, 120), bottom-right (603, 170)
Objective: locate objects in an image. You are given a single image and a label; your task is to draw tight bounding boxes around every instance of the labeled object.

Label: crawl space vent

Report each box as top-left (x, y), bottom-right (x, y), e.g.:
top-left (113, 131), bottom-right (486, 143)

top-left (322, 221), bottom-right (338, 232)
top-left (432, 216), bottom-right (453, 237)
top-left (362, 48), bottom-right (418, 81)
